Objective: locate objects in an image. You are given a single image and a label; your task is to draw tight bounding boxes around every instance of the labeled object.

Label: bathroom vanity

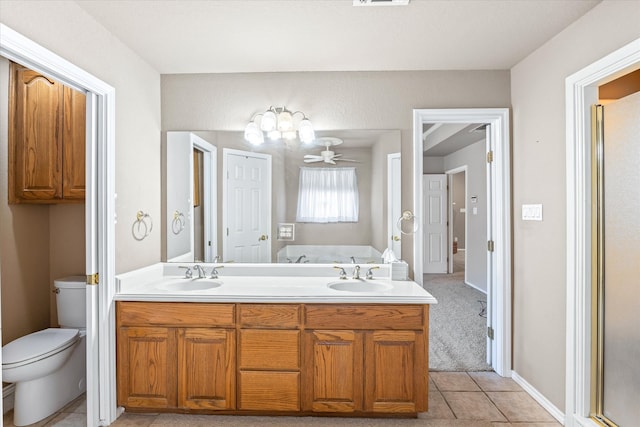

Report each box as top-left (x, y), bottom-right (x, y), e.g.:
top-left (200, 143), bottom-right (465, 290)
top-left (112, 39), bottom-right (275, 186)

top-left (115, 264), bottom-right (436, 418)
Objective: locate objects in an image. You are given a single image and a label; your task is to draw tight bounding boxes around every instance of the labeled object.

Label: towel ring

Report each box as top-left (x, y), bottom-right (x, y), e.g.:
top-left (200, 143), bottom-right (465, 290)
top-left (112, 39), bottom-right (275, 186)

top-left (396, 210), bottom-right (419, 235)
top-left (132, 211), bottom-right (153, 241)
top-left (172, 210), bottom-right (186, 235)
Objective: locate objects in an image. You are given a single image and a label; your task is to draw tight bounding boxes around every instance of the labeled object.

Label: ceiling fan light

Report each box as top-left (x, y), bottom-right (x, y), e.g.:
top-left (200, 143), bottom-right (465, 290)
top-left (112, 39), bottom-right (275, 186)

top-left (244, 121), bottom-right (264, 145)
top-left (260, 109), bottom-right (277, 132)
top-left (298, 118), bottom-right (315, 144)
top-left (277, 108), bottom-right (293, 131)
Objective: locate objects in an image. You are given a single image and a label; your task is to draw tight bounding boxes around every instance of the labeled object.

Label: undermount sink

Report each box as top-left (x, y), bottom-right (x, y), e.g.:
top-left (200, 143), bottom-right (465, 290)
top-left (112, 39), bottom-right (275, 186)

top-left (155, 278), bottom-right (222, 292)
top-left (327, 280), bottom-right (392, 293)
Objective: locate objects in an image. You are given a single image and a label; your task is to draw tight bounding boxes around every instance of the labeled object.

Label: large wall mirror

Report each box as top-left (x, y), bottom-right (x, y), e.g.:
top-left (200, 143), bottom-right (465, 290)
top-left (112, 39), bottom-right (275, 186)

top-left (162, 129), bottom-right (401, 264)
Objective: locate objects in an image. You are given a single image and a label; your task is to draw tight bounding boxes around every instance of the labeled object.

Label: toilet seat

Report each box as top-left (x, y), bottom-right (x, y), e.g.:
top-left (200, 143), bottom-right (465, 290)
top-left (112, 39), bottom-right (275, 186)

top-left (2, 328), bottom-right (79, 369)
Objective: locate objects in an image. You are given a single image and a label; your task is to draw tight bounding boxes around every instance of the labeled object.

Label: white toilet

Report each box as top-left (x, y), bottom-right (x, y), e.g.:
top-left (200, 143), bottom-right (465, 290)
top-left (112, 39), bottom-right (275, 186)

top-left (2, 276), bottom-right (87, 426)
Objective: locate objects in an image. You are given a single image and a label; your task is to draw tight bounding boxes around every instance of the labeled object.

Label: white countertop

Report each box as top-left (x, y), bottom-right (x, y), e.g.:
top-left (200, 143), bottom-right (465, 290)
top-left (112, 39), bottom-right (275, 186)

top-left (115, 263), bottom-right (437, 304)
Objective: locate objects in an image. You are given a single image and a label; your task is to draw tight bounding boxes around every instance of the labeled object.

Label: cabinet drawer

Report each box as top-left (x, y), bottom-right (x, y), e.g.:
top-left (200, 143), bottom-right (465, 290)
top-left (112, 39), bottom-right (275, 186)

top-left (304, 305), bottom-right (426, 330)
top-left (238, 304), bottom-right (300, 328)
top-left (239, 330), bottom-right (300, 370)
top-left (117, 302), bottom-right (235, 327)
top-left (239, 371), bottom-right (300, 411)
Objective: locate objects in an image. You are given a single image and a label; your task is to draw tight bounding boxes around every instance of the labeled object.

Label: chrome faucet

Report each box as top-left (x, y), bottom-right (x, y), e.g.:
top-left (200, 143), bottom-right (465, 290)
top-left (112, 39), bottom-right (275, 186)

top-left (193, 264), bottom-right (206, 279)
top-left (209, 265), bottom-right (223, 279)
top-left (352, 265), bottom-right (361, 280)
top-left (366, 266), bottom-right (380, 280)
top-left (179, 266), bottom-right (193, 279)
top-left (350, 256), bottom-right (356, 264)
top-left (295, 254), bottom-right (307, 263)
top-left (334, 266), bottom-right (347, 280)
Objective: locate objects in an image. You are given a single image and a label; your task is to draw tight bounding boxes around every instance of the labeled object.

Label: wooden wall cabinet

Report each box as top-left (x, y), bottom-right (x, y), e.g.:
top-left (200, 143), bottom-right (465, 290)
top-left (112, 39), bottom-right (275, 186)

top-left (8, 62), bottom-right (85, 204)
top-left (116, 302), bottom-right (428, 416)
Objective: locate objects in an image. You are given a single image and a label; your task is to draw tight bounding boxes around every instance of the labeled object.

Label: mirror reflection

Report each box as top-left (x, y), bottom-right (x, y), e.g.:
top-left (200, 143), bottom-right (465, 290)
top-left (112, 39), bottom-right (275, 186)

top-left (163, 129), bottom-right (401, 264)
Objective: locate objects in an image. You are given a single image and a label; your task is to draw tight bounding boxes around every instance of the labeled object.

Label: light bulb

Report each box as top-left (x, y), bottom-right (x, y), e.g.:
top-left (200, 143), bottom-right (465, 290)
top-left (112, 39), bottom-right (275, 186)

top-left (298, 118), bottom-right (315, 144)
top-left (260, 109), bottom-right (277, 132)
top-left (244, 122), bottom-right (264, 145)
top-left (277, 108), bottom-right (293, 131)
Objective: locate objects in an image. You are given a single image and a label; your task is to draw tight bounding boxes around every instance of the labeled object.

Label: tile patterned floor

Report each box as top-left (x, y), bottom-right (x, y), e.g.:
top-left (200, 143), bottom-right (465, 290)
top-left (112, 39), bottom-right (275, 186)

top-left (3, 372), bottom-right (561, 427)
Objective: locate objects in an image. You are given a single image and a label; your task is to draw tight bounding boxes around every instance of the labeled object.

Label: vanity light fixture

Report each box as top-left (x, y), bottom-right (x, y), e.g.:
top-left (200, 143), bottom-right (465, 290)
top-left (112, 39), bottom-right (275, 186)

top-left (244, 106), bottom-right (315, 146)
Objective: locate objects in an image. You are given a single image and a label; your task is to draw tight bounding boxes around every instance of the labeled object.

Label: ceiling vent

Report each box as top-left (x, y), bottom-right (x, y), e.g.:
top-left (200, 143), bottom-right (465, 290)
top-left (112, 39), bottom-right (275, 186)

top-left (353, 0), bottom-right (410, 6)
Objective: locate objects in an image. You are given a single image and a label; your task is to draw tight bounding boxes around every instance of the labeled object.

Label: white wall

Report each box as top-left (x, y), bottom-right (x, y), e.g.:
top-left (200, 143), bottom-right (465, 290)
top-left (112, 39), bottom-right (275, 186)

top-left (511, 0), bottom-right (640, 412)
top-left (0, 1), bottom-right (162, 275)
top-left (0, 1), bottom-right (161, 344)
top-left (161, 70), bottom-right (511, 277)
top-left (444, 140), bottom-right (487, 292)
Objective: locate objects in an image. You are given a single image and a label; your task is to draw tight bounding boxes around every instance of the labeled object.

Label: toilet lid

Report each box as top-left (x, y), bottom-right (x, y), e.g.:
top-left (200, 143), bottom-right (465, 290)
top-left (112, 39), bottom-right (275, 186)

top-left (2, 328), bottom-right (79, 366)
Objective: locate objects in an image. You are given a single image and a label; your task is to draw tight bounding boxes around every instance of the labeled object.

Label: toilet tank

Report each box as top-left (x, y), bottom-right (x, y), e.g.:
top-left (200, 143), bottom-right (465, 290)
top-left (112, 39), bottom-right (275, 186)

top-left (54, 276), bottom-right (87, 328)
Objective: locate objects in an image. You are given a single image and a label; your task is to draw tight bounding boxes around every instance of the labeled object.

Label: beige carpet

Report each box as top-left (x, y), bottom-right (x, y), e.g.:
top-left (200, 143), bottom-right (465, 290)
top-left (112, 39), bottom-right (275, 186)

top-left (424, 251), bottom-right (490, 372)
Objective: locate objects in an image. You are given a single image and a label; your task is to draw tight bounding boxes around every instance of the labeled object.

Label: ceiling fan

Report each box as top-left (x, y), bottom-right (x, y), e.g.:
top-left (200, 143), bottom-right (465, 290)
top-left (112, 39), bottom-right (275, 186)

top-left (303, 137), bottom-right (358, 165)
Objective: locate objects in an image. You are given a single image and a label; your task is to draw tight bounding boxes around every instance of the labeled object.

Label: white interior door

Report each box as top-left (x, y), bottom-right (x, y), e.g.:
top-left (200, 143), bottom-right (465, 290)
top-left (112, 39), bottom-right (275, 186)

top-left (223, 149), bottom-right (271, 263)
top-left (388, 153), bottom-right (402, 258)
top-left (423, 174), bottom-right (448, 273)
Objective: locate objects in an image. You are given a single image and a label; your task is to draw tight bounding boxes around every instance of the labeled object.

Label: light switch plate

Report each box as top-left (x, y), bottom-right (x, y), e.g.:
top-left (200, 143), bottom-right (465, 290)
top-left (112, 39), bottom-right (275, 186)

top-left (522, 204), bottom-right (543, 221)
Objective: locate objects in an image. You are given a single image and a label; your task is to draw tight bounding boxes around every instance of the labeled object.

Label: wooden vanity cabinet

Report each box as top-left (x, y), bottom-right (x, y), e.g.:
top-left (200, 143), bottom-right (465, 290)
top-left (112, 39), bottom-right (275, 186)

top-left (117, 302), bottom-right (236, 411)
top-left (302, 304), bottom-right (428, 414)
top-left (116, 302), bottom-right (428, 416)
top-left (8, 62), bottom-right (86, 204)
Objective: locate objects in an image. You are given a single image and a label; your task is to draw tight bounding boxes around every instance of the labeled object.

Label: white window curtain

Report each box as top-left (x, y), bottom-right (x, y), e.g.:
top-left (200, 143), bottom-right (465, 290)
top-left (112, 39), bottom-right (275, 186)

top-left (296, 167), bottom-right (359, 223)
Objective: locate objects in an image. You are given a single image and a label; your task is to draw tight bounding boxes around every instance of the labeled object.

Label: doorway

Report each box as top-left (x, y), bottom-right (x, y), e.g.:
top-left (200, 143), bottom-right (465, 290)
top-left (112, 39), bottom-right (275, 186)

top-left (0, 24), bottom-right (116, 426)
top-left (565, 38), bottom-right (639, 427)
top-left (413, 108), bottom-right (511, 376)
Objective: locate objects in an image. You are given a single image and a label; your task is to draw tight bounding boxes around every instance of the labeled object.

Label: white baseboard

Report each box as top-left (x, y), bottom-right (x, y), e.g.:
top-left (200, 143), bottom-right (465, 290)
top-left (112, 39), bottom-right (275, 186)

top-left (464, 280), bottom-right (487, 294)
top-left (3, 383), bottom-right (15, 414)
top-left (511, 370), bottom-right (565, 424)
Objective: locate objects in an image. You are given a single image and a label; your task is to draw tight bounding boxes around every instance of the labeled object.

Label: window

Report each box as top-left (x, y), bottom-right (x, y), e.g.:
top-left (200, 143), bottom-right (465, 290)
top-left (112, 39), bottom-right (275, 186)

top-left (296, 167), bottom-right (359, 223)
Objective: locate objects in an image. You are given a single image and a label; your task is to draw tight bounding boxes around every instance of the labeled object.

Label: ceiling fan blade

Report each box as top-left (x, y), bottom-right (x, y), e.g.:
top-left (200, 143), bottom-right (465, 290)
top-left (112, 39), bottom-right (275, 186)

top-left (304, 154), bottom-right (322, 159)
top-left (335, 158), bottom-right (359, 162)
top-left (304, 158), bottom-right (323, 163)
top-left (326, 159), bottom-right (337, 165)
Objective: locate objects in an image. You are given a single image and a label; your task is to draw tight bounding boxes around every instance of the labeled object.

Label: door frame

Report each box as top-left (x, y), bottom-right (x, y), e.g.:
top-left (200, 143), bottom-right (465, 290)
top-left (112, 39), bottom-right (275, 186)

top-left (191, 135), bottom-right (217, 263)
top-left (0, 24), bottom-right (116, 426)
top-left (445, 165), bottom-right (467, 276)
top-left (413, 108), bottom-right (511, 376)
top-left (387, 152), bottom-right (402, 259)
top-left (222, 148), bottom-right (272, 262)
top-left (565, 37), bottom-right (640, 427)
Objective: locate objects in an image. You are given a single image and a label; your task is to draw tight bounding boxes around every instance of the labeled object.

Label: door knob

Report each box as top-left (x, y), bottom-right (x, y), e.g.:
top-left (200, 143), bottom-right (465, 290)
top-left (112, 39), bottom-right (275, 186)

top-left (259, 234), bottom-right (269, 241)
top-left (392, 235), bottom-right (400, 241)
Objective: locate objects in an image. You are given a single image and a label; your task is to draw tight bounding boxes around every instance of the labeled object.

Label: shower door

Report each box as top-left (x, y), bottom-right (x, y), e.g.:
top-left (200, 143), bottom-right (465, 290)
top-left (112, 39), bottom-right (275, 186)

top-left (592, 91), bottom-right (640, 426)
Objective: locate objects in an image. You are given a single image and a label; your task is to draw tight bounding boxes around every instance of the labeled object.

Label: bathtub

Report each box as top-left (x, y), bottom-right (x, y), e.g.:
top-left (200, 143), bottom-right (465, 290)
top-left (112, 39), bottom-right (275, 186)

top-left (276, 245), bottom-right (383, 264)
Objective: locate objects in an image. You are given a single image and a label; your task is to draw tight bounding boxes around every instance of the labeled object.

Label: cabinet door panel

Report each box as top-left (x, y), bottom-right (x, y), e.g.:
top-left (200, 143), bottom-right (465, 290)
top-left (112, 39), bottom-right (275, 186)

top-left (9, 65), bottom-right (63, 202)
top-left (239, 371), bottom-right (300, 411)
top-left (364, 331), bottom-right (427, 413)
top-left (303, 330), bottom-right (363, 412)
top-left (62, 86), bottom-right (86, 199)
top-left (178, 328), bottom-right (236, 410)
top-left (117, 327), bottom-right (177, 409)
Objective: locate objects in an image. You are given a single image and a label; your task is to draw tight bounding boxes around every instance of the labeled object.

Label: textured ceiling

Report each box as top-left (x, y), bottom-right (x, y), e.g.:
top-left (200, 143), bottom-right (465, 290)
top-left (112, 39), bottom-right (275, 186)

top-left (76, 0), bottom-right (600, 74)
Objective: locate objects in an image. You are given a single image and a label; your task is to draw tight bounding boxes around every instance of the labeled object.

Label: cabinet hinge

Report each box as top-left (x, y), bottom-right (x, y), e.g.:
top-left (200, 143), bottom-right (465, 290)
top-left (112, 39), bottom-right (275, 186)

top-left (488, 240), bottom-right (495, 252)
top-left (86, 273), bottom-right (99, 286)
top-left (487, 326), bottom-right (495, 340)
top-left (487, 151), bottom-right (494, 163)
